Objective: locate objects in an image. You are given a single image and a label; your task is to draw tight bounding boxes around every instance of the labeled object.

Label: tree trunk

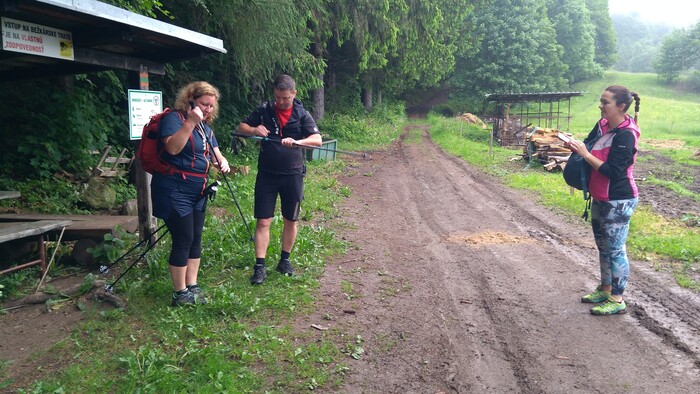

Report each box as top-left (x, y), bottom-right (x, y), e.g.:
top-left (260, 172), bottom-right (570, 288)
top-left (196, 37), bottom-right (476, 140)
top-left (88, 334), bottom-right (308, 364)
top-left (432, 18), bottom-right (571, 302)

top-left (312, 82), bottom-right (325, 121)
top-left (310, 41), bottom-right (325, 121)
top-left (361, 74), bottom-right (372, 112)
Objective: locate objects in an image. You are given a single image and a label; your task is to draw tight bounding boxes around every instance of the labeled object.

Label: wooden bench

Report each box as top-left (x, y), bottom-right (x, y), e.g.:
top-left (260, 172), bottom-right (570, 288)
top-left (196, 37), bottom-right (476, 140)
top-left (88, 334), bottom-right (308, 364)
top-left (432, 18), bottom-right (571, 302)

top-left (0, 219), bottom-right (72, 275)
top-left (0, 214), bottom-right (137, 241)
top-left (0, 214), bottom-right (138, 268)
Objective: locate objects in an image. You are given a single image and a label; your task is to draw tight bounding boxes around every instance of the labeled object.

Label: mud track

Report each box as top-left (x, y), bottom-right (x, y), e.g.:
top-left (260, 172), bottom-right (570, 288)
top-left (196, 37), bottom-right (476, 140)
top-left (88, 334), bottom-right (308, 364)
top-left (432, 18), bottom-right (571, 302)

top-left (304, 125), bottom-right (700, 393)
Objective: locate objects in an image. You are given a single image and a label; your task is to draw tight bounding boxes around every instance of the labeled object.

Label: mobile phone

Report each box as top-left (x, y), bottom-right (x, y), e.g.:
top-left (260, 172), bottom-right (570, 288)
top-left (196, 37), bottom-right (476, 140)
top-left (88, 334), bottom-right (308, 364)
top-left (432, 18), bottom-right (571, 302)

top-left (557, 132), bottom-right (574, 143)
top-left (189, 100), bottom-right (195, 109)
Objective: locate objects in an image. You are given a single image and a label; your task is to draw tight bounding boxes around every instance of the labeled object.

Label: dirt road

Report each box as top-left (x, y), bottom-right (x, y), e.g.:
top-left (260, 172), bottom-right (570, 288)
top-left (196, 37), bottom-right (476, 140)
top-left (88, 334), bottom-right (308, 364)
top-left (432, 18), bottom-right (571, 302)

top-left (305, 125), bottom-right (700, 392)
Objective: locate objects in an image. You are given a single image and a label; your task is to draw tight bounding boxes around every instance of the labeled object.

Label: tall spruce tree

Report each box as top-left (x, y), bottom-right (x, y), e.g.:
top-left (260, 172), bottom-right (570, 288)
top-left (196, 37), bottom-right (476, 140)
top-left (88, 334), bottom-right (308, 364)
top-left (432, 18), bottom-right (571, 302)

top-left (377, 0), bottom-right (475, 98)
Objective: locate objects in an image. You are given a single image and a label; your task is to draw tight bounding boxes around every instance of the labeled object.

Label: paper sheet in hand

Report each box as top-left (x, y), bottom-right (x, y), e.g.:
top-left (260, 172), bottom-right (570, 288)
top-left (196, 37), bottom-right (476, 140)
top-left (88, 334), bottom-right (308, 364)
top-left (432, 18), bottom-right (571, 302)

top-left (557, 132), bottom-right (574, 143)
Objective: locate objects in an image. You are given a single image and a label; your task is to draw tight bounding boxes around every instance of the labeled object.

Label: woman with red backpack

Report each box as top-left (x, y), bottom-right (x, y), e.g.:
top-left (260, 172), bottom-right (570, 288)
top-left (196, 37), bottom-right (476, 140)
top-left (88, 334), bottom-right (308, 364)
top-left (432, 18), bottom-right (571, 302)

top-left (150, 81), bottom-right (230, 306)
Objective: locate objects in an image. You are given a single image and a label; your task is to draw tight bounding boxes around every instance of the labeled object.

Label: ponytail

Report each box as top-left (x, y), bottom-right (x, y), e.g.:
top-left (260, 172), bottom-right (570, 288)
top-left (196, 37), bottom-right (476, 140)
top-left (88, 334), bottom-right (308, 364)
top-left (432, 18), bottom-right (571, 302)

top-left (631, 92), bottom-right (640, 123)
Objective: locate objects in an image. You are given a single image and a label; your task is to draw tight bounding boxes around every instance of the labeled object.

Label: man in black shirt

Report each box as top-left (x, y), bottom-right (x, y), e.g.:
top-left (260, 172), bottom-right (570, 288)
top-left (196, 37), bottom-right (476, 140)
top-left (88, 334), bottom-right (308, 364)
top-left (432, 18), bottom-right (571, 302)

top-left (236, 74), bottom-right (322, 285)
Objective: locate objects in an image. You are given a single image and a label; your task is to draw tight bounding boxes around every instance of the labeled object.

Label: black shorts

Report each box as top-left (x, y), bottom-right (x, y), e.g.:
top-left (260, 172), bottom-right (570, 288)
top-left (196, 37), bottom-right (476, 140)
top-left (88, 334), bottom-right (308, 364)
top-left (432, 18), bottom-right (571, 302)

top-left (254, 171), bottom-right (304, 221)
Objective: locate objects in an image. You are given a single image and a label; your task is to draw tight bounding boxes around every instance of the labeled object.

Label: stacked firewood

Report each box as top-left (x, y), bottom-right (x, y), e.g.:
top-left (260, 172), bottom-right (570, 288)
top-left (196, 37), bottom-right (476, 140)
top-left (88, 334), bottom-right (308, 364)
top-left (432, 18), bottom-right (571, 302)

top-left (524, 127), bottom-right (573, 171)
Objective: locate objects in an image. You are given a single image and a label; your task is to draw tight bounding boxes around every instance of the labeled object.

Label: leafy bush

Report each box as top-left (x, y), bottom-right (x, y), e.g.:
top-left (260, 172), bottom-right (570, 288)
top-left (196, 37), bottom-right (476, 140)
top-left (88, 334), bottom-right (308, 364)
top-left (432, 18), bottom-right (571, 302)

top-left (0, 177), bottom-right (85, 214)
top-left (1, 173), bottom-right (134, 214)
top-left (0, 72), bottom-right (127, 180)
top-left (318, 102), bottom-right (405, 150)
top-left (87, 232), bottom-right (131, 265)
top-left (111, 176), bottom-right (137, 206)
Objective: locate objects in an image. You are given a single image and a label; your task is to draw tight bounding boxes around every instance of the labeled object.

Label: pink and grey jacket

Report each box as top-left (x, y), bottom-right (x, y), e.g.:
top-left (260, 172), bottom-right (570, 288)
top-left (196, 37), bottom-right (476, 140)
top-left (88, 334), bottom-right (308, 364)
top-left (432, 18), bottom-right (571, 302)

top-left (584, 114), bottom-right (640, 202)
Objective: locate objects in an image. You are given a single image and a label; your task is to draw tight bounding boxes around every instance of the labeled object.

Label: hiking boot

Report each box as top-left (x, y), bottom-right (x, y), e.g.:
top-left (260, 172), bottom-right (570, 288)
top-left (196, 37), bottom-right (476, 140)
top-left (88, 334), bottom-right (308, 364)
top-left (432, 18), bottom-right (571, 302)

top-left (172, 289), bottom-right (196, 307)
top-left (250, 264), bottom-right (267, 285)
top-left (187, 284), bottom-right (208, 304)
top-left (581, 286), bottom-right (611, 303)
top-left (590, 295), bottom-right (627, 315)
top-left (276, 259), bottom-right (294, 276)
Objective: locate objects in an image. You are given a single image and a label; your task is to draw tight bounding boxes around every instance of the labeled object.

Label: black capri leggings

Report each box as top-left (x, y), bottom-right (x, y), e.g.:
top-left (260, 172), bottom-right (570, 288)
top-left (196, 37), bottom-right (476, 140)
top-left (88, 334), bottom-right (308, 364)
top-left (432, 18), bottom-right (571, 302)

top-left (164, 208), bottom-right (206, 267)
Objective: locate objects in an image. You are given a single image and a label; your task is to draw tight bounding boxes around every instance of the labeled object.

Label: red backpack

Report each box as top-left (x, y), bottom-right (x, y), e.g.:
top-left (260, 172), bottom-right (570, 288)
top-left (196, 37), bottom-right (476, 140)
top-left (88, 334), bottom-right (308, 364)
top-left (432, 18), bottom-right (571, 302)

top-left (137, 108), bottom-right (181, 175)
top-left (137, 109), bottom-right (211, 179)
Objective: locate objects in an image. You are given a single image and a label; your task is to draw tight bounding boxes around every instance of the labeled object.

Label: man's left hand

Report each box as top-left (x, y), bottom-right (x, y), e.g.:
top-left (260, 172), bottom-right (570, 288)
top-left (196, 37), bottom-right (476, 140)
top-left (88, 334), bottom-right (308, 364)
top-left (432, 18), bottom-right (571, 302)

top-left (281, 137), bottom-right (297, 147)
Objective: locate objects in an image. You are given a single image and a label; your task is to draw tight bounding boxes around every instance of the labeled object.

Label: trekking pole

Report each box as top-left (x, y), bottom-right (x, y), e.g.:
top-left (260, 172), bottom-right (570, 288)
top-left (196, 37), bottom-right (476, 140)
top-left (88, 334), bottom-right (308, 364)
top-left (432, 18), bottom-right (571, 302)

top-left (99, 223), bottom-right (167, 276)
top-left (104, 226), bottom-right (170, 293)
top-left (102, 180), bottom-right (220, 292)
top-left (190, 105), bottom-right (254, 242)
top-left (231, 132), bottom-right (371, 159)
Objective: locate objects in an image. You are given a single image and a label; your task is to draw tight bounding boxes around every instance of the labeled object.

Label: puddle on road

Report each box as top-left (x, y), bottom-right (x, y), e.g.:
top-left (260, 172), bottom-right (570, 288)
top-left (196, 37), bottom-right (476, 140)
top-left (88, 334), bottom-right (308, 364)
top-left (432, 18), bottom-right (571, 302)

top-left (446, 231), bottom-right (535, 246)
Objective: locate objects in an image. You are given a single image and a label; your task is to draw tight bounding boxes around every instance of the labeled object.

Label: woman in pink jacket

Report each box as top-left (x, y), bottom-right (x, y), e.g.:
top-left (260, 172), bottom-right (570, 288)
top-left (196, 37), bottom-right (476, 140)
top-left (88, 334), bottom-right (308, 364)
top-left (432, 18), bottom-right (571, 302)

top-left (567, 85), bottom-right (641, 315)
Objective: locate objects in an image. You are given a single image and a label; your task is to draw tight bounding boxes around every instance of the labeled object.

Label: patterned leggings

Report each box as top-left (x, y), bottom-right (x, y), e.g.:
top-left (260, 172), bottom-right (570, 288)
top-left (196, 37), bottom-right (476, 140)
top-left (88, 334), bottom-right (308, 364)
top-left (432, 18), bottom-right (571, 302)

top-left (591, 198), bottom-right (638, 296)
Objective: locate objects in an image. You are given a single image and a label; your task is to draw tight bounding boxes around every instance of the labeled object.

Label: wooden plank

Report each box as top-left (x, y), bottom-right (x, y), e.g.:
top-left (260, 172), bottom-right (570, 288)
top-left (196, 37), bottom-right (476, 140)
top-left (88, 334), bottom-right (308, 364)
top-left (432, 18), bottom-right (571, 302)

top-left (0, 220), bottom-right (72, 243)
top-left (109, 148), bottom-right (127, 172)
top-left (92, 146), bottom-right (112, 176)
top-left (98, 170), bottom-right (125, 177)
top-left (103, 157), bottom-right (132, 164)
top-left (0, 191), bottom-right (20, 200)
top-left (0, 214), bottom-right (138, 240)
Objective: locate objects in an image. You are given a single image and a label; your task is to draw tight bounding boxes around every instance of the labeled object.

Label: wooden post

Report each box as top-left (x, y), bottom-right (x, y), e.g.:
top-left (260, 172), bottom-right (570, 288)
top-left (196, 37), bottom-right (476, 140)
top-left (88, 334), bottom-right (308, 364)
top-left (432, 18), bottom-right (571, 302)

top-left (134, 159), bottom-right (155, 243)
top-left (132, 65), bottom-right (156, 243)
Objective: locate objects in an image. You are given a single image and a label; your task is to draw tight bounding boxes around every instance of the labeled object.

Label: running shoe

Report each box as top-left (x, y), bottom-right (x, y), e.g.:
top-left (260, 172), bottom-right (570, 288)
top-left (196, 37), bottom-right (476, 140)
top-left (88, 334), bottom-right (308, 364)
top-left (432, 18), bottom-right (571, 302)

top-left (250, 264), bottom-right (267, 285)
top-left (172, 289), bottom-right (196, 307)
top-left (590, 295), bottom-right (627, 315)
top-left (276, 259), bottom-right (294, 276)
top-left (187, 284), bottom-right (207, 304)
top-left (581, 286), bottom-right (611, 303)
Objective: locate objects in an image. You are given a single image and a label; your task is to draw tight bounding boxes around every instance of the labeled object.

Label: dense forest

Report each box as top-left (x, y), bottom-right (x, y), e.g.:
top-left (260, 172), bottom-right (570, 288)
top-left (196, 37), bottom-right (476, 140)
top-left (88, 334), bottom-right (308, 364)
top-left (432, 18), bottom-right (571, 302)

top-left (0, 0), bottom-right (695, 184)
top-left (612, 14), bottom-right (672, 73)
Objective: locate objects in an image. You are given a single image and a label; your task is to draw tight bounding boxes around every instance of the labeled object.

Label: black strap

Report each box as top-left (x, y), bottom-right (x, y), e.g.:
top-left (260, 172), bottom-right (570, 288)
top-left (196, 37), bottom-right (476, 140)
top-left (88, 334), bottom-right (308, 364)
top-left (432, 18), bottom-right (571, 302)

top-left (581, 197), bottom-right (592, 220)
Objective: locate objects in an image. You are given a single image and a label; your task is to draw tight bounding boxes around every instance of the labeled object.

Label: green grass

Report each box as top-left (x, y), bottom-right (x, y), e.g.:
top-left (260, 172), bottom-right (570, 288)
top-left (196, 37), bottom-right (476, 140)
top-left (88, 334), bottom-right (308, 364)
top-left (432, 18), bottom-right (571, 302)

top-left (10, 161), bottom-right (350, 393)
top-left (318, 102), bottom-right (406, 152)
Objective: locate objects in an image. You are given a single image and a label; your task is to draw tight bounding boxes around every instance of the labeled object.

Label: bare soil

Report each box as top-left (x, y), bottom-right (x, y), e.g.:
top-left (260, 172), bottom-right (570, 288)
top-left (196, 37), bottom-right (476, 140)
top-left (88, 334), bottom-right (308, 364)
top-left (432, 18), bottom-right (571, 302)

top-left (299, 125), bottom-right (700, 392)
top-left (2, 124), bottom-right (699, 392)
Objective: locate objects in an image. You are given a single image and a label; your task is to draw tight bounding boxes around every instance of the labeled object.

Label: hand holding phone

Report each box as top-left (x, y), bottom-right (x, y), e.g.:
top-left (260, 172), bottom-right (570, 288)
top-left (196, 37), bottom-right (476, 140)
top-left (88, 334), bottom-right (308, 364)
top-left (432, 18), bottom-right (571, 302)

top-left (188, 100), bottom-right (204, 123)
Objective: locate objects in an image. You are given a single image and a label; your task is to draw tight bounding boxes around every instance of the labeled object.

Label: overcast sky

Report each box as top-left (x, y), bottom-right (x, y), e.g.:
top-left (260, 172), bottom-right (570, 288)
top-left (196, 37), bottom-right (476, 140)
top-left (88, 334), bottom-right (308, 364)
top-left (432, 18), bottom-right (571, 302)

top-left (608, 0), bottom-right (700, 27)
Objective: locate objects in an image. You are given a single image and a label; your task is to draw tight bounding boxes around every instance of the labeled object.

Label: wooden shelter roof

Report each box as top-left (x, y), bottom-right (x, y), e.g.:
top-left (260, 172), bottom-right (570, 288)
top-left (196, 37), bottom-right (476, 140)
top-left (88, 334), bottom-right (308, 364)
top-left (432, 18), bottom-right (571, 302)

top-left (0, 0), bottom-right (226, 81)
top-left (485, 92), bottom-right (585, 104)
